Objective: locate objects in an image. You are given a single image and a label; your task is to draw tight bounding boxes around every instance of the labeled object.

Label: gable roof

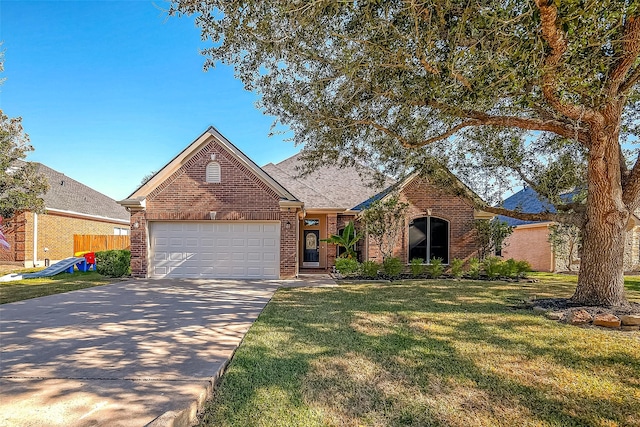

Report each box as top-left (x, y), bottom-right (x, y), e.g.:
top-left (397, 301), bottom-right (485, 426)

top-left (33, 163), bottom-right (129, 222)
top-left (262, 153), bottom-right (394, 210)
top-left (351, 171), bottom-right (494, 221)
top-left (121, 127), bottom-right (300, 207)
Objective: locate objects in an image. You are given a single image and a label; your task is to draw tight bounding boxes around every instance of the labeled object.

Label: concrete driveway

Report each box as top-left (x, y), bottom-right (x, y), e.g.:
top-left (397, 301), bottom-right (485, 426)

top-left (0, 276), bottom-right (335, 427)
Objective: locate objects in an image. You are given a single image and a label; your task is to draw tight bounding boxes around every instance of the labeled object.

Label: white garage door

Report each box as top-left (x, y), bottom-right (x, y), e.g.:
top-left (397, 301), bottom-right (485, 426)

top-left (149, 221), bottom-right (280, 279)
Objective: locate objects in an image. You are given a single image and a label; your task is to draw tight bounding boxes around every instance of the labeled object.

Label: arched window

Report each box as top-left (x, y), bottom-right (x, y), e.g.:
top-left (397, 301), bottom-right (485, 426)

top-left (206, 161), bottom-right (221, 183)
top-left (408, 216), bottom-right (449, 263)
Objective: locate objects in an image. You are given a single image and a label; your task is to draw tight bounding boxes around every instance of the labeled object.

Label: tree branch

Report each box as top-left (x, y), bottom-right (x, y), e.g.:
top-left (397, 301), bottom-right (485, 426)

top-left (437, 165), bottom-right (583, 226)
top-left (480, 205), bottom-right (579, 225)
top-left (428, 101), bottom-right (591, 144)
top-left (535, 0), bottom-right (598, 123)
top-left (607, 16), bottom-right (640, 98)
top-left (620, 65), bottom-right (640, 94)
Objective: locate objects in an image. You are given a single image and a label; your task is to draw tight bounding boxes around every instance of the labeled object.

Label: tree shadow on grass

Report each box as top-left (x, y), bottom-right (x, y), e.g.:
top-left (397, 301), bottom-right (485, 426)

top-left (200, 281), bottom-right (640, 426)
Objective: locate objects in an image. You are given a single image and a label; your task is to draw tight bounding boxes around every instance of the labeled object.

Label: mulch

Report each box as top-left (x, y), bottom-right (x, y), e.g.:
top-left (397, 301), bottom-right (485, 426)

top-left (528, 297), bottom-right (640, 318)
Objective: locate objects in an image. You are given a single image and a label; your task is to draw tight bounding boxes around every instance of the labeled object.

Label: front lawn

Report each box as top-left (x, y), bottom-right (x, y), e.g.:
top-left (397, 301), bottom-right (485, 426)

top-left (0, 271), bottom-right (120, 304)
top-left (199, 274), bottom-right (640, 427)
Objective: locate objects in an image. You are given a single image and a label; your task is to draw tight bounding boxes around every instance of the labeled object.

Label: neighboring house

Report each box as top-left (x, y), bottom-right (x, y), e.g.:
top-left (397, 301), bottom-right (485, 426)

top-left (0, 163), bottom-right (130, 267)
top-left (499, 187), bottom-right (640, 272)
top-left (120, 127), bottom-right (491, 279)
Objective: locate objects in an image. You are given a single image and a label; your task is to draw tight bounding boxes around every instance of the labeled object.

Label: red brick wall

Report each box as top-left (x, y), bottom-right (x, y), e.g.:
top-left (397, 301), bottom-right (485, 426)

top-left (0, 213), bottom-right (25, 262)
top-left (502, 225), bottom-right (554, 272)
top-left (133, 140), bottom-right (299, 278)
top-left (365, 177), bottom-right (478, 263)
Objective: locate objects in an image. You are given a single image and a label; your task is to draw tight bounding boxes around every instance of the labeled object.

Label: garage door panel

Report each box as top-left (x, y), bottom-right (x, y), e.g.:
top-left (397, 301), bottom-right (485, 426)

top-left (150, 221), bottom-right (280, 279)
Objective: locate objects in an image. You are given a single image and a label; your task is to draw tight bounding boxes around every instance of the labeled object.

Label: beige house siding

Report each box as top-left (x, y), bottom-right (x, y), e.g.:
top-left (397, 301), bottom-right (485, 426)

top-left (502, 223), bottom-right (554, 272)
top-left (503, 222), bottom-right (639, 273)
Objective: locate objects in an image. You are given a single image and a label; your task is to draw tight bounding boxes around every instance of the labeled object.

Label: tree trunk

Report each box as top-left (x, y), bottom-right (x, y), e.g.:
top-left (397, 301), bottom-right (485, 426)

top-left (571, 121), bottom-right (629, 307)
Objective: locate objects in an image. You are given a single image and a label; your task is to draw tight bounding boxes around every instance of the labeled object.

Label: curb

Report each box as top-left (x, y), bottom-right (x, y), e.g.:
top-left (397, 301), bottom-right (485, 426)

top-left (145, 355), bottom-right (234, 427)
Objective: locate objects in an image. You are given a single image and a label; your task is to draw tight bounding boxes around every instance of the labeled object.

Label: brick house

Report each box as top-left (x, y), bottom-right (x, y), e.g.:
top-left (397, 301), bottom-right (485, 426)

top-left (0, 163), bottom-right (130, 267)
top-left (499, 187), bottom-right (640, 272)
top-left (120, 127), bottom-right (488, 279)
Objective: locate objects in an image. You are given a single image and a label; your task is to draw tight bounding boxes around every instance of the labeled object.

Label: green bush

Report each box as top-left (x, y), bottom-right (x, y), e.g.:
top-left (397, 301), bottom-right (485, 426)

top-left (426, 257), bottom-right (445, 279)
top-left (467, 257), bottom-right (481, 279)
top-left (449, 258), bottom-right (464, 279)
top-left (501, 258), bottom-right (518, 279)
top-left (382, 257), bottom-right (404, 279)
top-left (334, 258), bottom-right (360, 276)
top-left (409, 258), bottom-right (425, 277)
top-left (360, 261), bottom-right (380, 279)
top-left (483, 256), bottom-right (503, 280)
top-left (95, 250), bottom-right (131, 277)
top-left (515, 260), bottom-right (531, 278)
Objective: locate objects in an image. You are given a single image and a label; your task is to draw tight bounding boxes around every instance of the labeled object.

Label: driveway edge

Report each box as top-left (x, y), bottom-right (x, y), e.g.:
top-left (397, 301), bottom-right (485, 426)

top-left (146, 352), bottom-right (234, 427)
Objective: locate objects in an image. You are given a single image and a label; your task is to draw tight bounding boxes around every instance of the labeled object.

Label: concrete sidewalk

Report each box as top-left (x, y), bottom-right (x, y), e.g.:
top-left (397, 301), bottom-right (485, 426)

top-left (0, 276), bottom-right (335, 427)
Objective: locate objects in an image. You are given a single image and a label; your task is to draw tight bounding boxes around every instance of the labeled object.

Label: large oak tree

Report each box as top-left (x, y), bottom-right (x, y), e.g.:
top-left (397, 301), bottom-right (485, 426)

top-left (170, 0), bottom-right (640, 306)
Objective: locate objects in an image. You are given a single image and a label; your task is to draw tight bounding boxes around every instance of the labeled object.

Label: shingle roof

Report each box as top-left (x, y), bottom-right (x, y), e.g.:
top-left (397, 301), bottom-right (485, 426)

top-left (34, 163), bottom-right (129, 221)
top-left (262, 153), bottom-right (394, 209)
top-left (496, 187), bottom-right (584, 227)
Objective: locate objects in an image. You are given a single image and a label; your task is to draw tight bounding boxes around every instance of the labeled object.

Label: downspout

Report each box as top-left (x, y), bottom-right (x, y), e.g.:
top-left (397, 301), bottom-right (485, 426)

top-left (33, 212), bottom-right (38, 267)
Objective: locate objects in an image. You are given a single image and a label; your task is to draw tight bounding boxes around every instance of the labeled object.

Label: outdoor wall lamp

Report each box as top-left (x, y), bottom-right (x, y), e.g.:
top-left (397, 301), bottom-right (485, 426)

top-left (132, 221), bottom-right (140, 229)
top-left (285, 221), bottom-right (291, 230)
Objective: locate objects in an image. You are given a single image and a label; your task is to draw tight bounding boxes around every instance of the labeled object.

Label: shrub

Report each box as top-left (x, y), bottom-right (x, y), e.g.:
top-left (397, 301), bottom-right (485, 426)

top-left (449, 258), bottom-right (464, 279)
top-left (95, 250), bottom-right (130, 277)
top-left (467, 257), bottom-right (481, 279)
top-left (382, 257), bottom-right (404, 279)
top-left (360, 261), bottom-right (380, 279)
top-left (334, 258), bottom-right (360, 276)
top-left (483, 256), bottom-right (503, 280)
top-left (501, 258), bottom-right (518, 279)
top-left (425, 257), bottom-right (445, 279)
top-left (409, 258), bottom-right (425, 277)
top-left (515, 260), bottom-right (531, 278)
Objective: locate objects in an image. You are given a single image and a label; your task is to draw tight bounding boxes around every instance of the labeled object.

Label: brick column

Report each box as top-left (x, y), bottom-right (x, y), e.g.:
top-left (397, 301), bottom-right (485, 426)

top-left (326, 213), bottom-right (338, 269)
top-left (280, 210), bottom-right (299, 278)
top-left (129, 210), bottom-right (147, 277)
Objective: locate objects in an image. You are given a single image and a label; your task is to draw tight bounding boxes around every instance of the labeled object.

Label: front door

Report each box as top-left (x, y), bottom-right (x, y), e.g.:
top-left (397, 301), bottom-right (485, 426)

top-left (303, 230), bottom-right (320, 266)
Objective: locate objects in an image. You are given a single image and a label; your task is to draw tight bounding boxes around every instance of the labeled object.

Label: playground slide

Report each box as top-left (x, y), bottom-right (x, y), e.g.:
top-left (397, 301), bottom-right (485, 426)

top-left (22, 257), bottom-right (88, 278)
top-left (0, 257), bottom-right (87, 282)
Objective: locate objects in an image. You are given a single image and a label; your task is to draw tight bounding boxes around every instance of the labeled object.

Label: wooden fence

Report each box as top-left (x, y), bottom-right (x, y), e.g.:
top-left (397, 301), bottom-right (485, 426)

top-left (73, 235), bottom-right (131, 254)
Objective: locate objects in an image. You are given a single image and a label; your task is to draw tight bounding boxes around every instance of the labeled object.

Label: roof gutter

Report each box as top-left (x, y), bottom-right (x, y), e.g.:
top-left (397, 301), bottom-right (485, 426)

top-left (45, 207), bottom-right (130, 225)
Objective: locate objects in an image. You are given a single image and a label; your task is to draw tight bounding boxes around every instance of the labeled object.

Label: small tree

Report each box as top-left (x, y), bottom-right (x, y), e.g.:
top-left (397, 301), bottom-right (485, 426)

top-left (474, 219), bottom-right (514, 260)
top-left (323, 221), bottom-right (361, 259)
top-left (549, 224), bottom-right (581, 272)
top-left (0, 111), bottom-right (48, 220)
top-left (361, 195), bottom-right (409, 261)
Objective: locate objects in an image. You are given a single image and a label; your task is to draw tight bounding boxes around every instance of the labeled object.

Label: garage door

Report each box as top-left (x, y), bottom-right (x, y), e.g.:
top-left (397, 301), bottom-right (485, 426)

top-left (149, 222), bottom-right (280, 279)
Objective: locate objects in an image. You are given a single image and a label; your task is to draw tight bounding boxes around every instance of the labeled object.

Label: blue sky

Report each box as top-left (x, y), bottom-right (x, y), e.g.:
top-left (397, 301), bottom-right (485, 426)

top-left (0, 0), bottom-right (299, 200)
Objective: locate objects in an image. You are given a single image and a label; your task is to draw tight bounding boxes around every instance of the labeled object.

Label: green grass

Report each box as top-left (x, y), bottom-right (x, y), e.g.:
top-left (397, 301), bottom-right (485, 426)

top-left (0, 271), bottom-right (119, 304)
top-left (199, 274), bottom-right (640, 427)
